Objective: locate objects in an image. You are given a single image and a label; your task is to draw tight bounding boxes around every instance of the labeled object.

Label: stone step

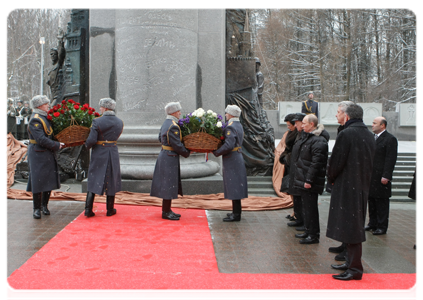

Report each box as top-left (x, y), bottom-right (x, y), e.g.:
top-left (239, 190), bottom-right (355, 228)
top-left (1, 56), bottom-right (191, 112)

top-left (247, 181), bottom-right (274, 189)
top-left (395, 160), bottom-right (416, 166)
top-left (392, 175), bottom-right (415, 182)
top-left (389, 195), bottom-right (415, 202)
top-left (394, 165), bottom-right (416, 171)
top-left (391, 188), bottom-right (413, 196)
top-left (396, 156), bottom-right (416, 161)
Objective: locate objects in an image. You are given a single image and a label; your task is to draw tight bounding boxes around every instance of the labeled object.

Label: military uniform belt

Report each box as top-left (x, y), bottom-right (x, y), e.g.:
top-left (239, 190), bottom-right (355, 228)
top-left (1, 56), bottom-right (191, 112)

top-left (162, 145), bottom-right (174, 151)
top-left (96, 141), bottom-right (117, 146)
top-left (29, 139), bottom-right (37, 144)
top-left (232, 147), bottom-right (241, 152)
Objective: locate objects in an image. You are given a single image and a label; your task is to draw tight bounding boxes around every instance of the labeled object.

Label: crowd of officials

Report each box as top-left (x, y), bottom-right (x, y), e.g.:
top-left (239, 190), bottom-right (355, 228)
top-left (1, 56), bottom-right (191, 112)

top-left (7, 98), bottom-right (32, 140)
top-left (23, 91), bottom-right (405, 282)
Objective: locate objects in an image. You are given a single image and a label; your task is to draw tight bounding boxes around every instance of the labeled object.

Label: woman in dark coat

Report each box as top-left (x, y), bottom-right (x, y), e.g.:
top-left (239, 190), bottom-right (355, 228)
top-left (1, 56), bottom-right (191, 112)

top-left (213, 105), bottom-right (248, 222)
top-left (26, 95), bottom-right (64, 219)
top-left (84, 98), bottom-right (124, 217)
top-left (150, 102), bottom-right (190, 221)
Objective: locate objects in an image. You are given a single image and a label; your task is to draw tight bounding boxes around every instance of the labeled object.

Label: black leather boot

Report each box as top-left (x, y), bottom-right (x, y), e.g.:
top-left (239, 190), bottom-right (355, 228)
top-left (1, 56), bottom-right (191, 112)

top-left (84, 192), bottom-right (96, 217)
top-left (41, 191), bottom-right (51, 215)
top-left (33, 192), bottom-right (42, 219)
top-left (106, 195), bottom-right (117, 216)
top-left (223, 200), bottom-right (241, 222)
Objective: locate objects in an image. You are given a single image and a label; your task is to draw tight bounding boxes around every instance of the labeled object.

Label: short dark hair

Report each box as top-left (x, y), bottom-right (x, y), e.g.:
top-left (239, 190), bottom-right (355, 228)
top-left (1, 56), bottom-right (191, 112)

top-left (284, 113), bottom-right (296, 125)
top-left (345, 104), bottom-right (363, 120)
top-left (380, 118), bottom-right (387, 127)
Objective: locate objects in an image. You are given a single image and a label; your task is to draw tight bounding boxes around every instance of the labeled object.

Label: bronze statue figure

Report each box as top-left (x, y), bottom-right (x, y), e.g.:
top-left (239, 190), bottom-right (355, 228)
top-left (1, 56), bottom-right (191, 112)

top-left (47, 29), bottom-right (66, 106)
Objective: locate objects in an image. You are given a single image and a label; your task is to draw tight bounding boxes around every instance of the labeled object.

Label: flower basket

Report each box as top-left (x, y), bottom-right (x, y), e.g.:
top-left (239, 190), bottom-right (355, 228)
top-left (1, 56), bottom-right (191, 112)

top-left (48, 99), bottom-right (100, 147)
top-left (179, 108), bottom-right (226, 153)
top-left (55, 116), bottom-right (90, 147)
top-left (182, 130), bottom-right (222, 153)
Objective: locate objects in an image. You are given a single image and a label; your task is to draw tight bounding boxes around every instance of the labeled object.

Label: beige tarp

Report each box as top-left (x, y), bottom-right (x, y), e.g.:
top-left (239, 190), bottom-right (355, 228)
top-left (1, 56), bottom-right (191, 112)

top-left (6, 133), bottom-right (293, 211)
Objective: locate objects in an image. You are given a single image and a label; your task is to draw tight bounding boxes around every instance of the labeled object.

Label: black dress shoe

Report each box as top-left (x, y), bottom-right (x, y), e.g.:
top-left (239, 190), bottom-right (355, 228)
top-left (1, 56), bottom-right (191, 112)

top-left (332, 271), bottom-right (362, 280)
top-left (285, 214), bottom-right (292, 219)
top-left (295, 232), bottom-right (308, 238)
top-left (365, 225), bottom-right (376, 231)
top-left (85, 209), bottom-right (95, 217)
top-left (334, 249), bottom-right (347, 261)
top-left (33, 209), bottom-right (41, 219)
top-left (328, 245), bottom-right (345, 253)
top-left (372, 229), bottom-right (387, 235)
top-left (295, 226), bottom-right (306, 231)
top-left (287, 220), bottom-right (303, 227)
top-left (170, 210), bottom-right (181, 218)
top-left (223, 214), bottom-right (241, 222)
top-left (106, 209), bottom-right (117, 216)
top-left (331, 263), bottom-right (349, 270)
top-left (162, 211), bottom-right (180, 220)
top-left (299, 236), bottom-right (319, 244)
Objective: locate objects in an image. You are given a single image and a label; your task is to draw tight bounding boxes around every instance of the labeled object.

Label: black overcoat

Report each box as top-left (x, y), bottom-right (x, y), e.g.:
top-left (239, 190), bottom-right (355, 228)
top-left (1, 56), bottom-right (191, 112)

top-left (326, 121), bottom-right (376, 244)
top-left (408, 154), bottom-right (420, 201)
top-left (292, 124), bottom-right (329, 195)
top-left (85, 112), bottom-right (124, 196)
top-left (213, 120), bottom-right (248, 200)
top-left (288, 131), bottom-right (304, 196)
top-left (26, 112), bottom-right (61, 194)
top-left (368, 131), bottom-right (398, 198)
top-left (150, 118), bottom-right (190, 199)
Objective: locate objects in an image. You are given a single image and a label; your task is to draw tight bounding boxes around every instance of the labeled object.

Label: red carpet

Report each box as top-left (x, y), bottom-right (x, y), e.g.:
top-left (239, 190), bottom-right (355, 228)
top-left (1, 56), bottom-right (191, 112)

top-left (8, 204), bottom-right (415, 289)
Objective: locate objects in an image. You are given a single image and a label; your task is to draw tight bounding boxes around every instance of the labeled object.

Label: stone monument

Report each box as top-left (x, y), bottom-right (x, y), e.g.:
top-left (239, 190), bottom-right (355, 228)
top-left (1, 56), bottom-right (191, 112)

top-left (89, 9), bottom-right (226, 193)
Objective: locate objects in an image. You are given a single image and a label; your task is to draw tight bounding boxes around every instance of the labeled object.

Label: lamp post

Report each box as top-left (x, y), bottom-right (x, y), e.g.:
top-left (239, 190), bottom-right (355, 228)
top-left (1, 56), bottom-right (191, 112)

top-left (39, 37), bottom-right (45, 95)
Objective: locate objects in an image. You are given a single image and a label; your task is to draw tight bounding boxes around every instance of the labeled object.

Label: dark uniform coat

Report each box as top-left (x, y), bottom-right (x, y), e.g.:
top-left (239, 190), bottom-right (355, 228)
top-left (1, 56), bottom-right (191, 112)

top-left (326, 121), bottom-right (376, 244)
top-left (368, 131), bottom-right (398, 198)
top-left (288, 131), bottom-right (304, 196)
top-left (85, 111), bottom-right (124, 196)
top-left (26, 112), bottom-right (61, 194)
top-left (301, 100), bottom-right (319, 118)
top-left (150, 118), bottom-right (190, 199)
top-left (213, 120), bottom-right (248, 200)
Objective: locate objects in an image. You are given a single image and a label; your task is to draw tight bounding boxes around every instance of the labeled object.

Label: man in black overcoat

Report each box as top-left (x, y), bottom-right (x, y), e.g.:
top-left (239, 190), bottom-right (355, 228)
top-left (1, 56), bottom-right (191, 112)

top-left (287, 113), bottom-right (306, 229)
top-left (213, 105), bottom-right (248, 222)
top-left (365, 116), bottom-right (398, 235)
top-left (326, 104), bottom-right (376, 280)
top-left (84, 98), bottom-right (124, 217)
top-left (26, 95), bottom-right (65, 219)
top-left (150, 102), bottom-right (190, 220)
top-left (291, 114), bottom-right (329, 244)
top-left (19, 101), bottom-right (32, 140)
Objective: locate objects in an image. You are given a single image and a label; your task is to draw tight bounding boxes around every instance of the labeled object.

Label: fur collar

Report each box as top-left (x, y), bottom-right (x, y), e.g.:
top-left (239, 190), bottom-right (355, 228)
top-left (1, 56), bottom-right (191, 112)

top-left (166, 115), bottom-right (179, 122)
top-left (311, 124), bottom-right (325, 136)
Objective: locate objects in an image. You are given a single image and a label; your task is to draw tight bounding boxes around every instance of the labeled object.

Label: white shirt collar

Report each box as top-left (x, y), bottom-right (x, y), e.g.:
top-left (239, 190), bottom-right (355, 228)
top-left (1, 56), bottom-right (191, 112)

top-left (376, 129), bottom-right (386, 137)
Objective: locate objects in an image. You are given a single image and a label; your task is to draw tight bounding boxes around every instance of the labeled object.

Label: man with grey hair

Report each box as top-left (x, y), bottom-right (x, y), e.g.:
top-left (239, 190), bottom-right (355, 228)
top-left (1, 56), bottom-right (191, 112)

top-left (213, 104), bottom-right (248, 222)
top-left (150, 102), bottom-right (190, 220)
top-left (326, 104), bottom-right (376, 280)
top-left (84, 98), bottom-right (124, 218)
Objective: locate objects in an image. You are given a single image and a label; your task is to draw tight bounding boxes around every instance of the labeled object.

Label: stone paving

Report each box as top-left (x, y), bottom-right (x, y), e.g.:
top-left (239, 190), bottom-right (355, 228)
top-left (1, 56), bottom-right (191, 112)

top-left (7, 193), bottom-right (416, 278)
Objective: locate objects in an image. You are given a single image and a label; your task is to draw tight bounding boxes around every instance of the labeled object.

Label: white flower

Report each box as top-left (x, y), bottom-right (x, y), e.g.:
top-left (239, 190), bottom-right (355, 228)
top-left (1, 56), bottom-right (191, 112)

top-left (207, 109), bottom-right (214, 114)
top-left (216, 121), bottom-right (222, 128)
top-left (212, 112), bottom-right (217, 118)
top-left (197, 111), bottom-right (204, 117)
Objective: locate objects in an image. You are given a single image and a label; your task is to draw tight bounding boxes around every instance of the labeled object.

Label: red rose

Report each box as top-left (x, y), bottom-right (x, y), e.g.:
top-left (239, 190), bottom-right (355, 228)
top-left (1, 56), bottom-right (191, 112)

top-left (83, 103), bottom-right (89, 108)
top-left (60, 109), bottom-right (65, 114)
top-left (48, 109), bottom-right (53, 114)
top-left (68, 99), bottom-right (75, 104)
top-left (74, 104), bottom-right (80, 110)
top-left (62, 100), bottom-right (66, 104)
top-left (81, 106), bottom-right (86, 111)
top-left (90, 108), bottom-right (95, 112)
top-left (94, 112), bottom-right (100, 117)
top-left (53, 112), bottom-right (60, 118)
top-left (47, 115), bottom-right (53, 120)
top-left (220, 136), bottom-right (224, 140)
top-left (88, 110), bottom-right (93, 115)
top-left (57, 104), bottom-right (61, 108)
top-left (53, 106), bottom-right (58, 112)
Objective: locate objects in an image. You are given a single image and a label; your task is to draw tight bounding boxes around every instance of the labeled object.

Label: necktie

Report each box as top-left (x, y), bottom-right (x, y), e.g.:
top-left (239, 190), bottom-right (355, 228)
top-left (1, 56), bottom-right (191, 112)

top-left (375, 134), bottom-right (378, 140)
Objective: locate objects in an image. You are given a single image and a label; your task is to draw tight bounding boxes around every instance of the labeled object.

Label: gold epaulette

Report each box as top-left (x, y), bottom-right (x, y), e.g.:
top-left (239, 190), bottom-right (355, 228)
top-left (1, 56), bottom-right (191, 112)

top-left (34, 114), bottom-right (53, 136)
